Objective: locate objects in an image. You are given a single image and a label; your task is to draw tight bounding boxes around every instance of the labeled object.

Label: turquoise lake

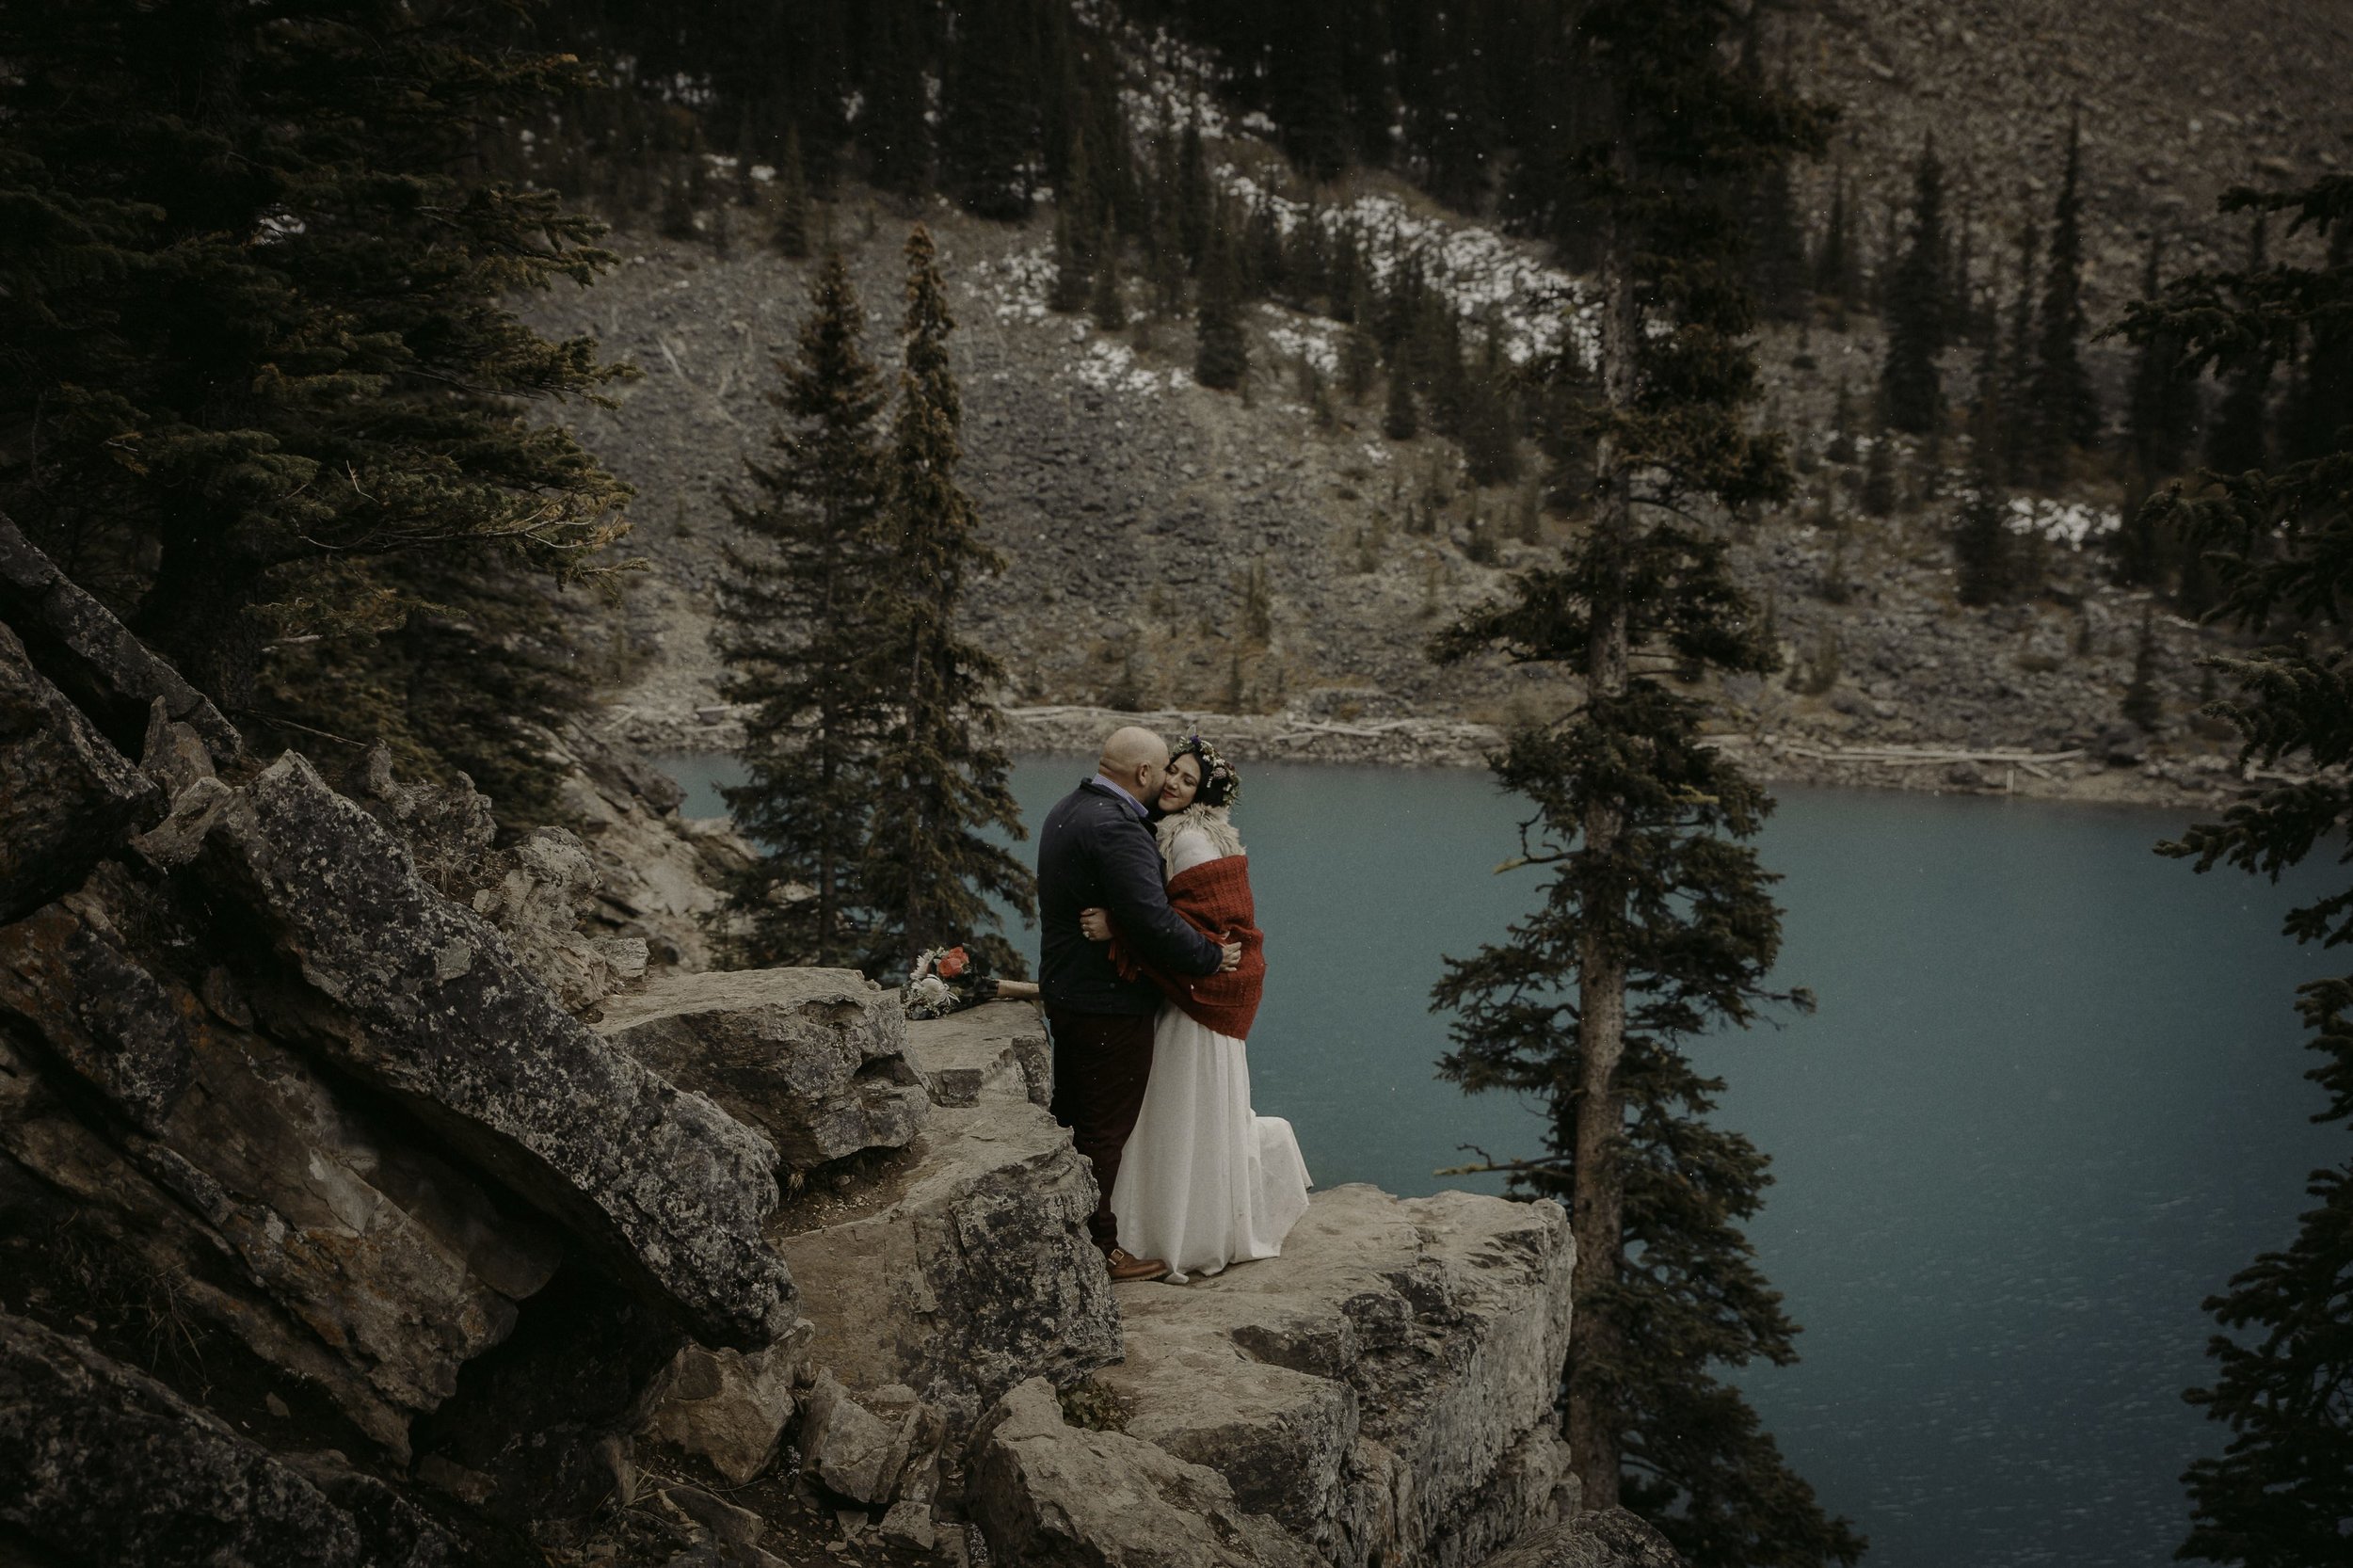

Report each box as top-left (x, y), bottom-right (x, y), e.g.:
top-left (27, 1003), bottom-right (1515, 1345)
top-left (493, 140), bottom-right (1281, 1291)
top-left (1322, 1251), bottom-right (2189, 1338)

top-left (663, 753), bottom-right (2342, 1568)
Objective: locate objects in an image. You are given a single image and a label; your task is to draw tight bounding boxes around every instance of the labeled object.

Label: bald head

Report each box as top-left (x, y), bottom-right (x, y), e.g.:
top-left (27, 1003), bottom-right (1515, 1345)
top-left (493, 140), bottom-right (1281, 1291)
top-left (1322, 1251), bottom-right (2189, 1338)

top-left (1096, 726), bottom-right (1171, 805)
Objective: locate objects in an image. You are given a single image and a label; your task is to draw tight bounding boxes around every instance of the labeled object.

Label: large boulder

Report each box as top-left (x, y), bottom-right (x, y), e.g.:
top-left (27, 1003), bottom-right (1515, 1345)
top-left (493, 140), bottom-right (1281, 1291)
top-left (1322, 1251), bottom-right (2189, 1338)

top-left (0, 1310), bottom-right (453, 1568)
top-left (968, 1377), bottom-right (1320, 1568)
top-left (0, 513), bottom-right (241, 765)
top-left (192, 752), bottom-right (795, 1350)
top-left (901, 1000), bottom-right (1054, 1109)
top-left (0, 864), bottom-right (566, 1456)
top-left (640, 1336), bottom-right (806, 1487)
top-left (1095, 1184), bottom-right (1577, 1568)
top-left (0, 620), bottom-right (162, 922)
top-left (597, 968), bottom-right (928, 1170)
top-left (769, 1088), bottom-right (1119, 1432)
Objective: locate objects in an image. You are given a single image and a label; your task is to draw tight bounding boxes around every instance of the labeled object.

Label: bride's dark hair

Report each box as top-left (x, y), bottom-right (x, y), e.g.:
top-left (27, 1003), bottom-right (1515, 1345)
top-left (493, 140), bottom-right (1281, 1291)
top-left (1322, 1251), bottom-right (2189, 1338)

top-left (1171, 734), bottom-right (1240, 808)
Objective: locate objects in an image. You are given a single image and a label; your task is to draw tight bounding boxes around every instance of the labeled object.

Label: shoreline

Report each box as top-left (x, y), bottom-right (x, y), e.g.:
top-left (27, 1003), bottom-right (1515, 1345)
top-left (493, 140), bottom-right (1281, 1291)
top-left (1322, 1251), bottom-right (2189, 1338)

top-left (605, 701), bottom-right (2256, 814)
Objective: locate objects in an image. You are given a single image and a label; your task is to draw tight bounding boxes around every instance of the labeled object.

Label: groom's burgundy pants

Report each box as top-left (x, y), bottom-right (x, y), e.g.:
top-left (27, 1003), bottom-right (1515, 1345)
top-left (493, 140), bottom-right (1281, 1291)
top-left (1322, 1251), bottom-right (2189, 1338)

top-left (1044, 1008), bottom-right (1156, 1256)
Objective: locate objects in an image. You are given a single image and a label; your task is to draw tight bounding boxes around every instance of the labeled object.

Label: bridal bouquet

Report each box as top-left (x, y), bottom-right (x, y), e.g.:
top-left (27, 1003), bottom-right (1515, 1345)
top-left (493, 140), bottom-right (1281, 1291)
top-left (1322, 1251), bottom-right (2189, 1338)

top-left (904, 944), bottom-right (990, 1019)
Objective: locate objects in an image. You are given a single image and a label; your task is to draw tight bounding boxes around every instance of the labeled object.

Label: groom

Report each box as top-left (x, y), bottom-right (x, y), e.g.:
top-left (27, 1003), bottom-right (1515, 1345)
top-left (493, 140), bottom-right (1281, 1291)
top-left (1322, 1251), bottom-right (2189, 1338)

top-left (1037, 726), bottom-right (1238, 1283)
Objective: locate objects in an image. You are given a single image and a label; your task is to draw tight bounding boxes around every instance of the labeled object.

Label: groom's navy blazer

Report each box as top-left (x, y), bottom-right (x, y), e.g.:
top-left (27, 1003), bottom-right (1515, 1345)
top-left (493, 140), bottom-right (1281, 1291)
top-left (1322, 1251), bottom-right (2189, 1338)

top-left (1037, 776), bottom-right (1223, 1016)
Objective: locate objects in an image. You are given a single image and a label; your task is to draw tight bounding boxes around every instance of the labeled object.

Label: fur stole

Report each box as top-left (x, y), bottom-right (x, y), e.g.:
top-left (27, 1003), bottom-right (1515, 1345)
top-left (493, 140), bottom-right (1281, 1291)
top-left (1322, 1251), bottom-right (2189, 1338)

top-left (1156, 803), bottom-right (1244, 880)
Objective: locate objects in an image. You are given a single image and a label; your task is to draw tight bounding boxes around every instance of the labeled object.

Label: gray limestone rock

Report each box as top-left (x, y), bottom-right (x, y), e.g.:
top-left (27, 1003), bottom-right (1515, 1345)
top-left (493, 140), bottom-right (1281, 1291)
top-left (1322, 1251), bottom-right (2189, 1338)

top-left (139, 696), bottom-right (217, 798)
top-left (771, 1093), bottom-right (1120, 1432)
top-left (641, 1339), bottom-right (803, 1486)
top-left (0, 620), bottom-right (163, 922)
top-left (472, 826), bottom-right (640, 1014)
top-left (597, 968), bottom-right (929, 1169)
top-left (1474, 1509), bottom-right (1686, 1568)
top-left (1096, 1184), bottom-right (1577, 1568)
top-left (904, 1000), bottom-right (1053, 1109)
top-left (0, 513), bottom-right (242, 766)
top-left (0, 866), bottom-right (566, 1454)
top-left (968, 1378), bottom-right (1320, 1568)
top-left (0, 1310), bottom-right (453, 1568)
top-left (194, 752), bottom-right (795, 1350)
top-left (797, 1369), bottom-right (910, 1505)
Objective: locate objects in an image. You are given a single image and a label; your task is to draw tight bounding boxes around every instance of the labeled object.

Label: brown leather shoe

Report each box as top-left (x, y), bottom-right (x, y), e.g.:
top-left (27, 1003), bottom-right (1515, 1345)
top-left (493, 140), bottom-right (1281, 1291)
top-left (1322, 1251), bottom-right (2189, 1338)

top-left (1104, 1247), bottom-right (1171, 1283)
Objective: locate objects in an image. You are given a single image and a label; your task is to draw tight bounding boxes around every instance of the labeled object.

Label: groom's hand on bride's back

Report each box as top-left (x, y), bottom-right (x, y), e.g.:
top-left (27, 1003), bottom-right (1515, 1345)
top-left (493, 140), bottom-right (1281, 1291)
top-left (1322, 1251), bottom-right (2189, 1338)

top-left (1219, 940), bottom-right (1241, 973)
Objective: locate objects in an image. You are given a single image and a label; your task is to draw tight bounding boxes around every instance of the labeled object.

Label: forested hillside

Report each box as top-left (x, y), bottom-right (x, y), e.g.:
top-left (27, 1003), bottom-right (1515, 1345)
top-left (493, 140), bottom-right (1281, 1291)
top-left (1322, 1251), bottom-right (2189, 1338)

top-left (495, 0), bottom-right (2353, 808)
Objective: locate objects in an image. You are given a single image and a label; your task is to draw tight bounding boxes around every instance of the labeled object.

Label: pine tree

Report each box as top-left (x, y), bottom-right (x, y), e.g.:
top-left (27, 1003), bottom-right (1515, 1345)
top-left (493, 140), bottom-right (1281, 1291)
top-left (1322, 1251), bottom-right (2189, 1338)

top-left (716, 253), bottom-right (890, 966)
top-left (2205, 216), bottom-right (2276, 478)
top-left (862, 0), bottom-right (931, 197)
top-left (2001, 214), bottom-right (2042, 487)
top-left (1814, 169), bottom-right (1861, 323)
top-left (1194, 211), bottom-right (1250, 392)
top-left (1427, 7), bottom-right (1861, 1561)
top-left (1952, 450), bottom-right (2013, 608)
top-left (2122, 237), bottom-right (2200, 487)
top-left (2025, 118), bottom-right (2100, 483)
top-left (1145, 170), bottom-right (1189, 317)
top-left (1286, 8), bottom-right (1353, 184)
top-left (863, 226), bottom-right (1035, 974)
top-left (2114, 171), bottom-right (2353, 1568)
top-left (1177, 113), bottom-right (1213, 268)
top-left (1861, 418), bottom-right (1898, 517)
top-left (1461, 321), bottom-right (1521, 488)
top-left (0, 0), bottom-right (632, 763)
top-left (939, 0), bottom-right (1034, 222)
top-left (1881, 139), bottom-right (1951, 436)
top-left (2281, 219), bottom-right (2353, 464)
top-left (2121, 607), bottom-right (2162, 731)
top-left (1342, 324), bottom-right (1381, 406)
top-left (774, 124), bottom-right (813, 258)
top-left (1049, 203), bottom-right (1092, 313)
top-left (1090, 217), bottom-right (1128, 331)
top-left (1383, 354), bottom-right (1421, 440)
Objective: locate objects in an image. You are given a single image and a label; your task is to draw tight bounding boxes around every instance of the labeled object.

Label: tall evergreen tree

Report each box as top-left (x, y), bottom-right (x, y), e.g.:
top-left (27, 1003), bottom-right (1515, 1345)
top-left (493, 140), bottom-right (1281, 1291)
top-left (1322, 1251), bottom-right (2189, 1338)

top-left (2122, 238), bottom-right (2201, 487)
top-left (1813, 169), bottom-right (1862, 326)
top-left (1194, 210), bottom-right (1250, 392)
top-left (939, 0), bottom-right (1034, 221)
top-left (1285, 6), bottom-right (1353, 184)
top-left (863, 227), bottom-right (1035, 974)
top-left (861, 0), bottom-right (931, 197)
top-left (1177, 113), bottom-right (1213, 268)
top-left (2025, 118), bottom-right (2099, 483)
top-left (1383, 352), bottom-right (1421, 440)
top-left (2205, 216), bottom-right (2276, 478)
top-left (715, 253), bottom-right (889, 967)
top-left (1952, 436), bottom-right (2014, 607)
top-left (2000, 214), bottom-right (2042, 487)
top-left (774, 124), bottom-right (813, 258)
top-left (2281, 220), bottom-right (2353, 465)
top-left (2113, 171), bottom-right (2353, 1568)
top-left (1880, 139), bottom-right (1951, 436)
top-left (1426, 7), bottom-right (1861, 1562)
top-left (0, 0), bottom-right (632, 758)
top-left (1090, 218), bottom-right (1129, 331)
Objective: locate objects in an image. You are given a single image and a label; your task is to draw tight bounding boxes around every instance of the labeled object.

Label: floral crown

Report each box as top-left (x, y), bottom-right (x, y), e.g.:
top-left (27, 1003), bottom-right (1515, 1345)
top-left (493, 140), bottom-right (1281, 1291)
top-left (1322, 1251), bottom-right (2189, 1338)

top-left (1171, 733), bottom-right (1241, 808)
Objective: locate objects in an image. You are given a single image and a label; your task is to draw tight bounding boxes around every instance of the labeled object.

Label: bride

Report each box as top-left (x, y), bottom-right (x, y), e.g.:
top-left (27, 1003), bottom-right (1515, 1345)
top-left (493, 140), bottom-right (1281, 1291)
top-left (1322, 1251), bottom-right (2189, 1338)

top-left (1079, 736), bottom-right (1311, 1278)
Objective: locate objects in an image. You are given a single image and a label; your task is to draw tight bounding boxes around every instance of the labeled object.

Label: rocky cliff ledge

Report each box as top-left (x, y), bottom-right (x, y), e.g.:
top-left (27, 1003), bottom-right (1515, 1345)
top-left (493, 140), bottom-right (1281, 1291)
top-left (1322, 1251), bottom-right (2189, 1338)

top-left (0, 518), bottom-right (1676, 1567)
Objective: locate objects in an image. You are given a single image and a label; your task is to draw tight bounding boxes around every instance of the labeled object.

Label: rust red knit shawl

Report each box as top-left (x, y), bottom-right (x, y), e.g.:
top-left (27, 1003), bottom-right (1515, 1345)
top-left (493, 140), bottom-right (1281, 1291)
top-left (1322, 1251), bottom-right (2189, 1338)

top-left (1108, 854), bottom-right (1265, 1038)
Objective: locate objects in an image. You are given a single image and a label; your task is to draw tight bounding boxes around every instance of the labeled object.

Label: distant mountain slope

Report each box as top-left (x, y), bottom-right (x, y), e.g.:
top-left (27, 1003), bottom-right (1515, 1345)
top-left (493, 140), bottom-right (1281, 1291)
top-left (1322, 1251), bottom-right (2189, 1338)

top-left (1784, 0), bottom-right (2351, 293)
top-left (533, 0), bottom-right (2352, 808)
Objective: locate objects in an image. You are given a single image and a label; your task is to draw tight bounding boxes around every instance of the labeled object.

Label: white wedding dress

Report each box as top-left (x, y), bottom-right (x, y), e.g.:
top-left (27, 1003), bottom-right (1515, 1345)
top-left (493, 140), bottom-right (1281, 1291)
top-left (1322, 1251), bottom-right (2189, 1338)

top-left (1109, 822), bottom-right (1312, 1278)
